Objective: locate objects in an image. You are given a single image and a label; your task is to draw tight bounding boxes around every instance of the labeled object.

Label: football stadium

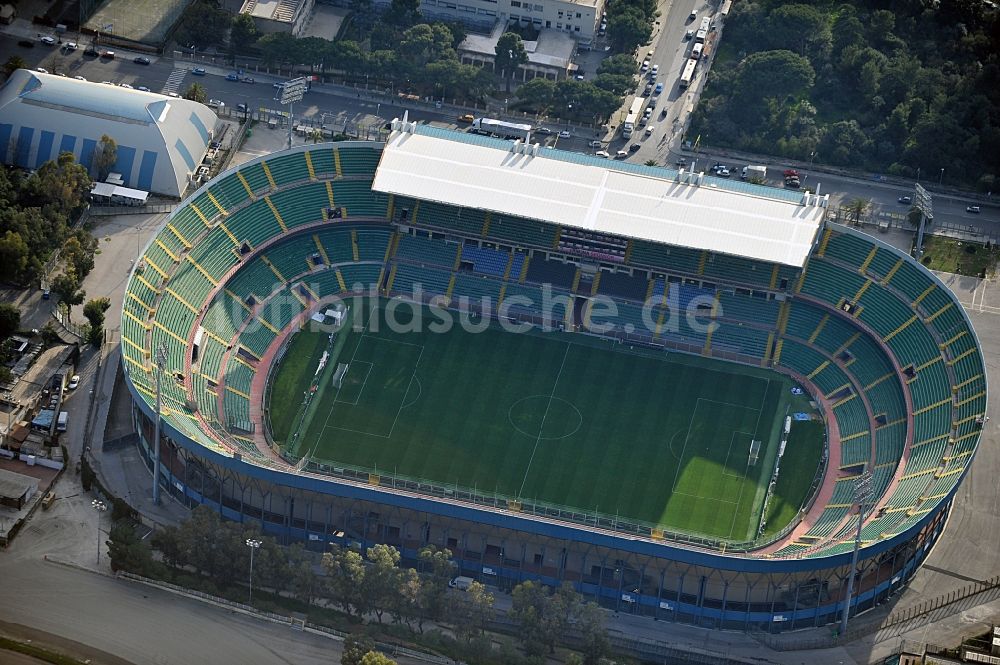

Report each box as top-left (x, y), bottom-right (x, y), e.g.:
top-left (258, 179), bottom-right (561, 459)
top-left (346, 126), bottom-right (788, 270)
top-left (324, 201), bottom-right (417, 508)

top-left (120, 121), bottom-right (987, 632)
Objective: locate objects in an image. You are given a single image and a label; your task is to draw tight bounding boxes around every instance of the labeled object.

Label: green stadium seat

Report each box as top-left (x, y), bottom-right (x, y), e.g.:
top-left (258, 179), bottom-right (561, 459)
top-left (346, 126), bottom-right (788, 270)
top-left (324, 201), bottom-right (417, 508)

top-left (265, 153), bottom-right (311, 187)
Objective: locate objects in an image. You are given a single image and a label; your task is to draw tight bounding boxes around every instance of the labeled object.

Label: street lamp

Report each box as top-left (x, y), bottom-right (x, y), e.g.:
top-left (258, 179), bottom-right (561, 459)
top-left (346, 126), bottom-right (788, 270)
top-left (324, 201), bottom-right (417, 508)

top-left (839, 471), bottom-right (873, 635)
top-left (246, 538), bottom-right (262, 604)
top-left (92, 499), bottom-right (108, 564)
top-left (939, 168), bottom-right (945, 186)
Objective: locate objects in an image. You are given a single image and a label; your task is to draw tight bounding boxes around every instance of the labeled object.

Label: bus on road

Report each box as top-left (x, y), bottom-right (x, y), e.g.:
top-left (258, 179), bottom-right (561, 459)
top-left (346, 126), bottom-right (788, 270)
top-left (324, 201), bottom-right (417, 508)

top-left (679, 59), bottom-right (697, 89)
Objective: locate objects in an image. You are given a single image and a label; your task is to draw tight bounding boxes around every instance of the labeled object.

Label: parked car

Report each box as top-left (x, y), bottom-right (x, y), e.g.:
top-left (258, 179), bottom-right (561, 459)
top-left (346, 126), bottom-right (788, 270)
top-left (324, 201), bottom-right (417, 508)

top-left (457, 114), bottom-right (475, 124)
top-left (660, 108), bottom-right (668, 119)
top-left (588, 140), bottom-right (603, 148)
top-left (68, 375), bottom-right (80, 390)
top-left (644, 83), bottom-right (654, 95)
top-left (595, 150), bottom-right (611, 158)
top-left (74, 75), bottom-right (87, 81)
top-left (226, 73), bottom-right (240, 81)
top-left (134, 56), bottom-right (151, 65)
top-left (558, 130), bottom-right (571, 138)
top-left (628, 143), bottom-right (641, 153)
top-left (685, 29), bottom-right (694, 40)
top-left (137, 86), bottom-right (150, 92)
top-left (64, 42), bottom-right (78, 51)
top-left (119, 83), bottom-right (133, 89)
top-left (534, 127), bottom-right (554, 135)
top-left (688, 10), bottom-right (697, 21)
top-left (39, 35), bottom-right (56, 45)
top-left (898, 196), bottom-right (912, 204)
top-left (645, 124), bottom-right (656, 136)
top-left (192, 67), bottom-right (206, 76)
top-left (967, 205), bottom-right (981, 214)
top-left (236, 103), bottom-right (248, 113)
top-left (241, 76), bottom-right (255, 83)
top-left (654, 82), bottom-right (664, 94)
top-left (651, 64), bottom-right (659, 76)
top-left (207, 99), bottom-right (224, 108)
top-left (615, 150), bottom-right (629, 159)
top-left (36, 67), bottom-right (48, 74)
top-left (640, 59), bottom-right (650, 71)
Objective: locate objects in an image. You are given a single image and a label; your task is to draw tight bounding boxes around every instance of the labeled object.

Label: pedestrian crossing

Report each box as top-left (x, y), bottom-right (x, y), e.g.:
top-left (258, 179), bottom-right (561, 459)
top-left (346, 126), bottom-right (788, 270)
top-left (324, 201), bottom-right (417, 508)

top-left (161, 69), bottom-right (187, 95)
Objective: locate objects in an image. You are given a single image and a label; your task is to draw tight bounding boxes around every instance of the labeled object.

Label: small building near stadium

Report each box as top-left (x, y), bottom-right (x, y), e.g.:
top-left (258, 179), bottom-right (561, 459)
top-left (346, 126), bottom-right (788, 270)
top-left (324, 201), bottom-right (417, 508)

top-left (0, 69), bottom-right (218, 198)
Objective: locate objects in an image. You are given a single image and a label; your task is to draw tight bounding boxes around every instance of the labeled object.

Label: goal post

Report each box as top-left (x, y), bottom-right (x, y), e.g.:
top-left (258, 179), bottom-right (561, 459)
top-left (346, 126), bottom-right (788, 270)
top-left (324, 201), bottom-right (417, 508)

top-left (748, 440), bottom-right (761, 466)
top-left (332, 363), bottom-right (349, 389)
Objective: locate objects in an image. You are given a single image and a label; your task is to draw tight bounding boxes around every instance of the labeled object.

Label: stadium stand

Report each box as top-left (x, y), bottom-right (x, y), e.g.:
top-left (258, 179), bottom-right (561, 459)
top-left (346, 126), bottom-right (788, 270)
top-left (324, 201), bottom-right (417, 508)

top-left (119, 141), bottom-right (986, 633)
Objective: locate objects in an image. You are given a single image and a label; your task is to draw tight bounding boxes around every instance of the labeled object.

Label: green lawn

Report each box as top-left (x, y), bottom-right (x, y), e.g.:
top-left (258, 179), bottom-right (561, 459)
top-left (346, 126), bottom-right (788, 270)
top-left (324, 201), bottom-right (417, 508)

top-left (269, 301), bottom-right (814, 542)
top-left (921, 235), bottom-right (1000, 278)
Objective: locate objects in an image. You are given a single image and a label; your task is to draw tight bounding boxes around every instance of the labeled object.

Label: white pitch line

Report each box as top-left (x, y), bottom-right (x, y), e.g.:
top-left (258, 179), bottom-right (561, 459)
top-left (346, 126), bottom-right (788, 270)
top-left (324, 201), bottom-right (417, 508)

top-left (517, 343), bottom-right (571, 498)
top-left (728, 379), bottom-right (771, 539)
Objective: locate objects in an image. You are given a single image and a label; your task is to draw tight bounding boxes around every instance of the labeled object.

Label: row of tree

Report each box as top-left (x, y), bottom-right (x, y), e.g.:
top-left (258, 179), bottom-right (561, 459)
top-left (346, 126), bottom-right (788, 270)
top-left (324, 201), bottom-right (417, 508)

top-left (690, 0), bottom-right (1000, 189)
top-left (109, 506), bottom-right (611, 664)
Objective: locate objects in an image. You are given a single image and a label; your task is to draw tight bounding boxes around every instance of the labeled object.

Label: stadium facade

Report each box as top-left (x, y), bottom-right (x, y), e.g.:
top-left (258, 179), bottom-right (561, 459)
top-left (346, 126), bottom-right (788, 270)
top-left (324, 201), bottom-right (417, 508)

top-left (0, 69), bottom-right (217, 197)
top-left (119, 129), bottom-right (986, 632)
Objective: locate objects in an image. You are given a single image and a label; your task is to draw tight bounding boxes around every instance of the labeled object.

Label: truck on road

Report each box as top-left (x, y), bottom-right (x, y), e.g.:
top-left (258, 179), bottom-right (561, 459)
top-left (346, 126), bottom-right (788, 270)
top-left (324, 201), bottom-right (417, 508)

top-left (622, 98), bottom-right (644, 139)
top-left (742, 165), bottom-right (767, 181)
top-left (471, 118), bottom-right (532, 139)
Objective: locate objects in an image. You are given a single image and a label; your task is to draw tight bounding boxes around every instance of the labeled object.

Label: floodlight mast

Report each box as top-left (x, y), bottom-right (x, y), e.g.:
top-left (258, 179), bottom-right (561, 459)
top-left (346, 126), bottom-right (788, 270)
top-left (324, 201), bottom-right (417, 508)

top-left (152, 342), bottom-right (168, 505)
top-left (277, 77), bottom-right (308, 149)
top-left (839, 470), bottom-right (873, 635)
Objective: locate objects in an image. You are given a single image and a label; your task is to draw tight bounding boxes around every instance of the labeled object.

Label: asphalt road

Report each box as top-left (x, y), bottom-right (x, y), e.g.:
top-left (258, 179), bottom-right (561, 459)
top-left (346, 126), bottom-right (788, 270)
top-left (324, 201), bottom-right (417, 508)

top-left (7, 29), bottom-right (999, 233)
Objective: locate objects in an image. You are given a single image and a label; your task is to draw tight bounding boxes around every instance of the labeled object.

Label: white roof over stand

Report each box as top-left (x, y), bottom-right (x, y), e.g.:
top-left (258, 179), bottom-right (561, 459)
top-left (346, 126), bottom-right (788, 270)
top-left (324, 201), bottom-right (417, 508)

top-left (372, 125), bottom-right (827, 267)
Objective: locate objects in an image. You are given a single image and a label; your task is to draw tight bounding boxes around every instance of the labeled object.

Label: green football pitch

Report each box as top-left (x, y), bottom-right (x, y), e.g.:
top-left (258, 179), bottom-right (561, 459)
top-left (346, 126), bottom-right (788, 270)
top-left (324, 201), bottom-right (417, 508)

top-left (269, 301), bottom-right (807, 542)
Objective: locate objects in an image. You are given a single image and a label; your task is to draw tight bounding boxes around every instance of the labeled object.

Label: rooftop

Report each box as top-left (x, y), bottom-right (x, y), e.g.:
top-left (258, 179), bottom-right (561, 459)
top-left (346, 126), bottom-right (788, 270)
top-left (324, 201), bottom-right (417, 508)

top-left (372, 124), bottom-right (828, 267)
top-left (0, 70), bottom-right (172, 125)
top-left (460, 25), bottom-right (577, 71)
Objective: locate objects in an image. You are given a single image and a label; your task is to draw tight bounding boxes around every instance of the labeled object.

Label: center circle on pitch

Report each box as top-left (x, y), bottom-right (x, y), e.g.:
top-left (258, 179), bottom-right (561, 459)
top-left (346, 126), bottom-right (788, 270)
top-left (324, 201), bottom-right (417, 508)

top-left (508, 396), bottom-right (583, 440)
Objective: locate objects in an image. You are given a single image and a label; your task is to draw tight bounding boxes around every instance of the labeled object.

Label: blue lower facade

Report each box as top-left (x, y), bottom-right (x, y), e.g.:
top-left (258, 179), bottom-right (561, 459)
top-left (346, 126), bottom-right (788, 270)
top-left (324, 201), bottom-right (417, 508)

top-left (129, 402), bottom-right (949, 634)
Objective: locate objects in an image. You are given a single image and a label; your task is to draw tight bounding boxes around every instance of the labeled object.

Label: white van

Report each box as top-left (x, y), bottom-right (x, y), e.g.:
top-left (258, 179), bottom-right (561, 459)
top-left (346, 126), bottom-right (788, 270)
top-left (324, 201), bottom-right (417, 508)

top-left (56, 411), bottom-right (68, 432)
top-left (448, 576), bottom-right (475, 591)
top-left (691, 43), bottom-right (704, 60)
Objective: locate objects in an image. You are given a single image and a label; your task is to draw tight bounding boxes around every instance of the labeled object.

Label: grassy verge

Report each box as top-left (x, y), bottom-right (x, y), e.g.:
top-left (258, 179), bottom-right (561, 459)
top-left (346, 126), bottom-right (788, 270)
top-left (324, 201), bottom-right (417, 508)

top-left (0, 637), bottom-right (91, 665)
top-left (921, 235), bottom-right (1000, 277)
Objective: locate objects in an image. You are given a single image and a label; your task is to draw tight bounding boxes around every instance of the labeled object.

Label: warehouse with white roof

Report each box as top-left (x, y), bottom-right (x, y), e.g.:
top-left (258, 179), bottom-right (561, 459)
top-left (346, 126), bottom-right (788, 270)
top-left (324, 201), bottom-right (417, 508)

top-left (0, 69), bottom-right (218, 198)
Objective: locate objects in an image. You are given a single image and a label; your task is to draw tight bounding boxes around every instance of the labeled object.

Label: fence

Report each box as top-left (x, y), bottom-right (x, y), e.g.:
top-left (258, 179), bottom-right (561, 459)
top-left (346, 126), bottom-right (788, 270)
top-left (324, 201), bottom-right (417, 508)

top-left (754, 574), bottom-right (1000, 651)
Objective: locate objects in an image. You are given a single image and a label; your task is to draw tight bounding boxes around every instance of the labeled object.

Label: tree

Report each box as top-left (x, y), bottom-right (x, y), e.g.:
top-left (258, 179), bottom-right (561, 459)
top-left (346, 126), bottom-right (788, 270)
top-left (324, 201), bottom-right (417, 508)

top-left (107, 521), bottom-right (154, 574)
top-left (359, 653), bottom-right (396, 665)
top-left (322, 547), bottom-right (369, 616)
top-left (3, 56), bottom-right (26, 79)
top-left (230, 13), bottom-right (259, 53)
top-left (597, 53), bottom-right (639, 78)
top-left (342, 635), bottom-right (376, 665)
top-left (606, 8), bottom-right (652, 54)
top-left (0, 231), bottom-right (29, 284)
top-left (62, 234), bottom-right (96, 282)
top-left (174, 0), bottom-right (232, 50)
top-left (83, 297), bottom-right (110, 346)
top-left (257, 32), bottom-right (299, 68)
top-left (183, 83), bottom-right (207, 103)
top-left (387, 0), bottom-right (420, 26)
top-left (733, 50), bottom-right (815, 106)
top-left (511, 581), bottom-right (556, 656)
top-left (644, 159), bottom-right (658, 166)
top-left (846, 197), bottom-right (870, 225)
top-left (516, 77), bottom-right (555, 113)
top-left (417, 545), bottom-right (454, 619)
top-left (495, 32), bottom-right (528, 93)
top-left (452, 580), bottom-right (494, 642)
top-left (0, 303), bottom-right (19, 339)
top-left (365, 544), bottom-right (401, 623)
top-left (576, 601), bottom-right (609, 665)
top-left (50, 271), bottom-right (85, 317)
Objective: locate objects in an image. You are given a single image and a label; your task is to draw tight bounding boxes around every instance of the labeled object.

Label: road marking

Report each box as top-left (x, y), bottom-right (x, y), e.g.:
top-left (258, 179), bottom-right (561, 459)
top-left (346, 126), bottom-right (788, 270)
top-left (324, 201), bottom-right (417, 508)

top-left (161, 69), bottom-right (187, 95)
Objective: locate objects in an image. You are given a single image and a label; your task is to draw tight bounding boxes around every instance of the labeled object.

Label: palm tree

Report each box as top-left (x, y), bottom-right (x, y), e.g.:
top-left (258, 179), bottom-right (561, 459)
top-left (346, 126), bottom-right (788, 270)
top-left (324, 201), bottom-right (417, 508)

top-left (847, 197), bottom-right (870, 225)
top-left (644, 159), bottom-right (658, 167)
top-left (3, 55), bottom-right (26, 79)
